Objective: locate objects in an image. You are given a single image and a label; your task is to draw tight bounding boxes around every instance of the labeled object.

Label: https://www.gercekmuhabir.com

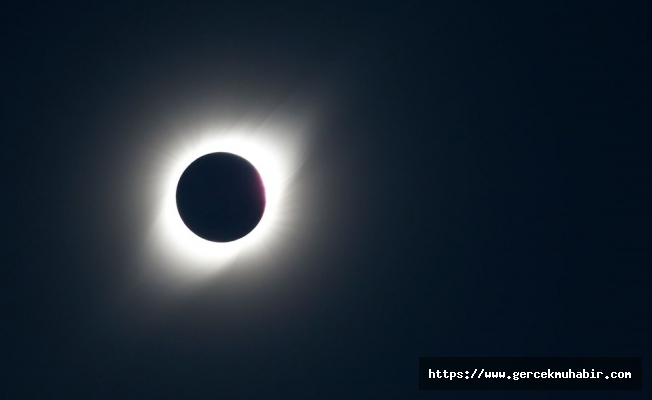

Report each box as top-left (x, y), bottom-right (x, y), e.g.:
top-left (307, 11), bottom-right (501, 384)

top-left (428, 368), bottom-right (633, 381)
top-left (418, 357), bottom-right (642, 390)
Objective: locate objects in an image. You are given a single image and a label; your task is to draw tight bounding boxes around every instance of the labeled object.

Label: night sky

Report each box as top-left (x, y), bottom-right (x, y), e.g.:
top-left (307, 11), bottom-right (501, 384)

top-left (3, 1), bottom-right (650, 398)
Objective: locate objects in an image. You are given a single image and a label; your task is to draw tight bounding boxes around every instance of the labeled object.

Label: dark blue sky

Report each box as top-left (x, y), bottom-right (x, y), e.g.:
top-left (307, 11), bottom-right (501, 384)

top-left (3, 1), bottom-right (650, 398)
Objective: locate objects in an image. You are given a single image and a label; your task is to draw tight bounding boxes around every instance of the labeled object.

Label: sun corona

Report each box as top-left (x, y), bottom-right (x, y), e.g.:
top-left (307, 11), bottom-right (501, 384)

top-left (141, 119), bottom-right (307, 282)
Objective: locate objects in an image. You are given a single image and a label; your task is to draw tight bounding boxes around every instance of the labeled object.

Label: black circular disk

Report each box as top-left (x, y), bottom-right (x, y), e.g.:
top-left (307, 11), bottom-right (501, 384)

top-left (175, 152), bottom-right (266, 242)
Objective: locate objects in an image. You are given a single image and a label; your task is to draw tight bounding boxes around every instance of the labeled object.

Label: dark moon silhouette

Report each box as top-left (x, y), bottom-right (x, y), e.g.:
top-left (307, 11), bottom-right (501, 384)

top-left (176, 152), bottom-right (266, 242)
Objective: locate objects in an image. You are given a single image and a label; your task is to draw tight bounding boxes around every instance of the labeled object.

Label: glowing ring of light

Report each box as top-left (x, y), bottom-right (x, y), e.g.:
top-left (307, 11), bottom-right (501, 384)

top-left (142, 121), bottom-right (307, 282)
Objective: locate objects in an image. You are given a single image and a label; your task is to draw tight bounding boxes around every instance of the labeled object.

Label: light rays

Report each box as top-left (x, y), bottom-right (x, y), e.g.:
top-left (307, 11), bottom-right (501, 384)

top-left (140, 117), bottom-right (309, 283)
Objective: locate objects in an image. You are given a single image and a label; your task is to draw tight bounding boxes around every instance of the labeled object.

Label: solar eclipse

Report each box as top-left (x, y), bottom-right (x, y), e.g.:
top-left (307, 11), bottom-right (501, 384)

top-left (140, 118), bottom-right (310, 283)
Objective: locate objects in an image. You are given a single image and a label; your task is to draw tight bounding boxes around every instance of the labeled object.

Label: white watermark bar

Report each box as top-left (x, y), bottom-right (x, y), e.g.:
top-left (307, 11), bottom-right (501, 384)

top-left (419, 357), bottom-right (642, 390)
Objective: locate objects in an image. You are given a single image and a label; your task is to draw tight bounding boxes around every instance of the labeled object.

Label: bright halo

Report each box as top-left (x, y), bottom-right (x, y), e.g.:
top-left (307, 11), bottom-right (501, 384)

top-left (141, 118), bottom-right (308, 283)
